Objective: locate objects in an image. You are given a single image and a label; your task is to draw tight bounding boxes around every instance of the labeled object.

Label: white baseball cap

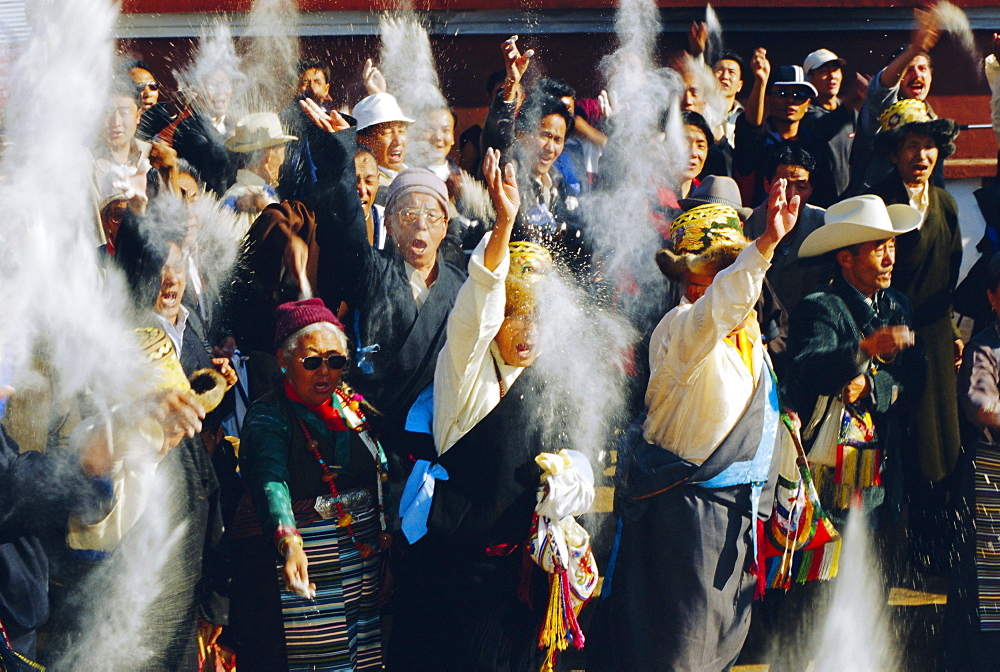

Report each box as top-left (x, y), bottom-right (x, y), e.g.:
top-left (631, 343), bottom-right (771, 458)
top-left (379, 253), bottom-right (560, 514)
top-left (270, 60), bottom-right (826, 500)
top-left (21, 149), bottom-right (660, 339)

top-left (803, 49), bottom-right (846, 74)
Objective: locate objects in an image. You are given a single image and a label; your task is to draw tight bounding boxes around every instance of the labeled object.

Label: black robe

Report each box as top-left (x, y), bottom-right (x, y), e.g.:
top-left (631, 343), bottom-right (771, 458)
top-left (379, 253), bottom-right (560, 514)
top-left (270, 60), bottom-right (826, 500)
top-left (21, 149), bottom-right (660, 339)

top-left (387, 364), bottom-right (549, 672)
top-left (308, 124), bottom-right (466, 446)
top-left (868, 174), bottom-right (963, 481)
top-left (588, 366), bottom-right (782, 672)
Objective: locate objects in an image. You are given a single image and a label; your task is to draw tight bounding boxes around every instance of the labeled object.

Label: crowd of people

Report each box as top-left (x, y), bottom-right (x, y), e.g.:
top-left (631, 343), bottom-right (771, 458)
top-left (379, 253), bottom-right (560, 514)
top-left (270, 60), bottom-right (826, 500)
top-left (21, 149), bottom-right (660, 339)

top-left (3, 4), bottom-right (1000, 671)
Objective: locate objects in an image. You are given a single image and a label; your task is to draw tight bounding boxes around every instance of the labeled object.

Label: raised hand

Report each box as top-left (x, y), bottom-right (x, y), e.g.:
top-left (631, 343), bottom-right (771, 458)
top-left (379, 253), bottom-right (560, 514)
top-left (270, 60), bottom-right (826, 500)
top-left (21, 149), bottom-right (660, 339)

top-left (756, 178), bottom-right (799, 258)
top-left (501, 35), bottom-right (534, 102)
top-left (481, 147), bottom-right (520, 272)
top-left (751, 47), bottom-right (770, 84)
top-left (483, 147), bottom-right (519, 226)
top-left (912, 7), bottom-right (941, 54)
top-left (299, 98), bottom-right (350, 133)
top-left (363, 58), bottom-right (387, 95)
top-left (687, 21), bottom-right (708, 57)
top-left (598, 89), bottom-right (614, 119)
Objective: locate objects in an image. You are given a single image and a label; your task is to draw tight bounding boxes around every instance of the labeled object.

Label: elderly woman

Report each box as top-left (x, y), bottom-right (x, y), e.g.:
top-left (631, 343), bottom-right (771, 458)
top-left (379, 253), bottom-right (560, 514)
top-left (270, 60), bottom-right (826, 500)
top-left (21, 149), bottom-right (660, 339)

top-left (239, 298), bottom-right (388, 671)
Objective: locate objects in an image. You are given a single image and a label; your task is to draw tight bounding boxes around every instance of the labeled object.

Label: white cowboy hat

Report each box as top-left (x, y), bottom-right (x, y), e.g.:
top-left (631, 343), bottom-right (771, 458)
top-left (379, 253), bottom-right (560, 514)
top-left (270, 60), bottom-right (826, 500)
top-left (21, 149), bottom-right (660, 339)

top-left (798, 195), bottom-right (922, 258)
top-left (352, 92), bottom-right (414, 133)
top-left (225, 112), bottom-right (297, 153)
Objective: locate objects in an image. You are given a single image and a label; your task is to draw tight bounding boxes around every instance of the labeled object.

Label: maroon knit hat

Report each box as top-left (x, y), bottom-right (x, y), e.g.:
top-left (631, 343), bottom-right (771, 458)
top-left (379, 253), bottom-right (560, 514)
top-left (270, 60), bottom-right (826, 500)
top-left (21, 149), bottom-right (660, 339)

top-left (273, 298), bottom-right (344, 350)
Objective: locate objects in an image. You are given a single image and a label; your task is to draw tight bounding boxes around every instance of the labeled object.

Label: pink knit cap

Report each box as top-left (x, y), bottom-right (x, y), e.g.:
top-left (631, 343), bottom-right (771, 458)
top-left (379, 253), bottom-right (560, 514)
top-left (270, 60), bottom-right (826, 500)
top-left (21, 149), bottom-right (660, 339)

top-left (273, 298), bottom-right (344, 350)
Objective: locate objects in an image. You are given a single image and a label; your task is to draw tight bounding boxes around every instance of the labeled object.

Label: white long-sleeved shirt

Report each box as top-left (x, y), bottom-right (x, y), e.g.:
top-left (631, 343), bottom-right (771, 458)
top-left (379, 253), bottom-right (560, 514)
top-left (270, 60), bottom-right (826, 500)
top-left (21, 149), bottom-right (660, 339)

top-left (433, 232), bottom-right (523, 454)
top-left (643, 243), bottom-right (771, 464)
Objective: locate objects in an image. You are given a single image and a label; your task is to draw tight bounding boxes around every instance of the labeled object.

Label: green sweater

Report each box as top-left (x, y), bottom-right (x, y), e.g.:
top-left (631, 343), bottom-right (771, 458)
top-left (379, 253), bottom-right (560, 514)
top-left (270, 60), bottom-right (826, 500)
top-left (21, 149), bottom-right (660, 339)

top-left (239, 388), bottom-right (376, 544)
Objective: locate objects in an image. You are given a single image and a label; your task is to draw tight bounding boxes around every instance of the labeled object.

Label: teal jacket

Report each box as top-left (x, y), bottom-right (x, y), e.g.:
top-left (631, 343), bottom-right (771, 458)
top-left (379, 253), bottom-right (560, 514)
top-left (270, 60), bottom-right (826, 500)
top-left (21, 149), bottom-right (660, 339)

top-left (239, 388), bottom-right (376, 545)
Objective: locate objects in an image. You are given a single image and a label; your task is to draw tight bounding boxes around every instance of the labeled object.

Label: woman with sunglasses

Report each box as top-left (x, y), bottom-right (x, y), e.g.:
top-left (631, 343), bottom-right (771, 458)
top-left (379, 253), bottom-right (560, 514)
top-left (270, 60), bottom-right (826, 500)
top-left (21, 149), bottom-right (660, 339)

top-left (237, 298), bottom-right (389, 671)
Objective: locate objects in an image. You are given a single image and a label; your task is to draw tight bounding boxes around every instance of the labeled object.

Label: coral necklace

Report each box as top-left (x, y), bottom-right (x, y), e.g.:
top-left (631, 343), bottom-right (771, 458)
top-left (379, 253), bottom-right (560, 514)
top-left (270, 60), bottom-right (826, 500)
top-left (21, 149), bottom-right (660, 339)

top-left (296, 417), bottom-right (376, 558)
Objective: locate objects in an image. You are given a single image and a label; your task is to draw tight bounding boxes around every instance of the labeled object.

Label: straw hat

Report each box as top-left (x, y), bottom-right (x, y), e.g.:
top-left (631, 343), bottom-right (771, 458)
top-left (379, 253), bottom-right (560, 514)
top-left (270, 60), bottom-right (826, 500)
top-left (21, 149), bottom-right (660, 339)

top-left (797, 194), bottom-right (922, 258)
top-left (225, 112), bottom-right (297, 153)
top-left (352, 93), bottom-right (414, 133)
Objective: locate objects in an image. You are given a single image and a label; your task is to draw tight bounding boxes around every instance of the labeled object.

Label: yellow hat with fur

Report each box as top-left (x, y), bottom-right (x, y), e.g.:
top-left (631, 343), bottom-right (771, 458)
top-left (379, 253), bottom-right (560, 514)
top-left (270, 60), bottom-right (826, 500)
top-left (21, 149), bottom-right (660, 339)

top-left (656, 203), bottom-right (748, 280)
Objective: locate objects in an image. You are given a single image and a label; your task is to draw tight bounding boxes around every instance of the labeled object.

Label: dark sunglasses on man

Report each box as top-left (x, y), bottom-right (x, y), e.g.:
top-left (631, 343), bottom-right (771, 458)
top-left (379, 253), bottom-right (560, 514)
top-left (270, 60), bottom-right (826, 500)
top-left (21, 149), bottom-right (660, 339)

top-left (299, 354), bottom-right (348, 371)
top-left (136, 81), bottom-right (160, 92)
top-left (772, 87), bottom-right (810, 103)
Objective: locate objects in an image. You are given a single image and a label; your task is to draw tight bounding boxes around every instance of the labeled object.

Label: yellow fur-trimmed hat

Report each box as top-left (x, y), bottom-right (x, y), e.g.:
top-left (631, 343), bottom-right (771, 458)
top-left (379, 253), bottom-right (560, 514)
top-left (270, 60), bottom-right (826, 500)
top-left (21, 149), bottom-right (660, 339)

top-left (656, 203), bottom-right (748, 280)
top-left (506, 241), bottom-right (551, 314)
top-left (874, 98), bottom-right (958, 158)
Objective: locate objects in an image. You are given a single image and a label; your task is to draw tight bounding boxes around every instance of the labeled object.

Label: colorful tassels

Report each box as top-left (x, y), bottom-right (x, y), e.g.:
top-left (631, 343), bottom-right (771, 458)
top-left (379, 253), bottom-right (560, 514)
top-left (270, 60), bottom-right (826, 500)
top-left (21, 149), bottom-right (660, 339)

top-left (538, 567), bottom-right (586, 672)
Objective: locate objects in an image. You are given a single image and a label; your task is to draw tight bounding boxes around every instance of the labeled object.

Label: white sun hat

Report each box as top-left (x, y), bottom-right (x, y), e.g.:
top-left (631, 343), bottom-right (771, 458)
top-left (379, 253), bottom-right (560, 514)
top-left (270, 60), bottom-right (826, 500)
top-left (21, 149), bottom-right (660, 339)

top-left (225, 112), bottom-right (297, 153)
top-left (352, 92), bottom-right (414, 133)
top-left (798, 195), bottom-right (922, 258)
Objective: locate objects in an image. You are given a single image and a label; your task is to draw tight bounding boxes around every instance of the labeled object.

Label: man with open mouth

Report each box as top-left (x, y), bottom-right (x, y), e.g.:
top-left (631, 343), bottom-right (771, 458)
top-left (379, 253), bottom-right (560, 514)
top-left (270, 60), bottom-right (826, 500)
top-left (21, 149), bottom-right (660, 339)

top-left (851, 6), bottom-right (945, 194)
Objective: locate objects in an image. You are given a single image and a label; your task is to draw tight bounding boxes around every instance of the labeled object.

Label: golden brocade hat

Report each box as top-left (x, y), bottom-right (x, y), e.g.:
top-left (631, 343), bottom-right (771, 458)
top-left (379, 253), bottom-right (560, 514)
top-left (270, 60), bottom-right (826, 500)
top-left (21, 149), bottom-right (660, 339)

top-left (506, 241), bottom-right (551, 314)
top-left (878, 98), bottom-right (933, 132)
top-left (669, 204), bottom-right (746, 256)
top-left (657, 204), bottom-right (748, 280)
top-left (135, 327), bottom-right (226, 414)
top-left (508, 241), bottom-right (552, 280)
top-left (874, 98), bottom-right (958, 158)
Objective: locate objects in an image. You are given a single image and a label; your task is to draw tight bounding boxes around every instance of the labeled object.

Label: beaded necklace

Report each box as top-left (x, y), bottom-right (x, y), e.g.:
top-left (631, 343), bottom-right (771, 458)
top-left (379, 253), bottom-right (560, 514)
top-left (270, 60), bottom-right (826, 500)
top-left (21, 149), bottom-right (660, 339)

top-left (492, 351), bottom-right (506, 399)
top-left (295, 387), bottom-right (390, 556)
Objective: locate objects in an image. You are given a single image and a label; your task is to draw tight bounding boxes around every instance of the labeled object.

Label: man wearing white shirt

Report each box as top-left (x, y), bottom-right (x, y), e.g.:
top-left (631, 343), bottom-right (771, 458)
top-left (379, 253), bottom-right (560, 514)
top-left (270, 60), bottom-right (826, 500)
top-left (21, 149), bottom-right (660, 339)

top-left (591, 180), bottom-right (798, 671)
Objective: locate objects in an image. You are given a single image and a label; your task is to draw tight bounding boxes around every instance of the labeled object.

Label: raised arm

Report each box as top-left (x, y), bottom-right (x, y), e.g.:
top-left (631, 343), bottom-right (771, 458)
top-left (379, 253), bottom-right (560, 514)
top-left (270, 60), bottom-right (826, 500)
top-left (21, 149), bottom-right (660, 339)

top-left (879, 7), bottom-right (939, 89)
top-left (303, 108), bottom-right (379, 306)
top-left (744, 47), bottom-right (771, 128)
top-left (482, 36), bottom-right (534, 157)
top-left (433, 149), bottom-right (520, 454)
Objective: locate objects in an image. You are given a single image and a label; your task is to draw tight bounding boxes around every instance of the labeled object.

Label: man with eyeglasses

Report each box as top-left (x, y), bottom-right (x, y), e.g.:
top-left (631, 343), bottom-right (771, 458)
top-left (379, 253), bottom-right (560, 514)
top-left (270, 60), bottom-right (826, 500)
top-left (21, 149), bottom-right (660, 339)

top-left (301, 101), bottom-right (468, 463)
top-left (735, 54), bottom-right (840, 209)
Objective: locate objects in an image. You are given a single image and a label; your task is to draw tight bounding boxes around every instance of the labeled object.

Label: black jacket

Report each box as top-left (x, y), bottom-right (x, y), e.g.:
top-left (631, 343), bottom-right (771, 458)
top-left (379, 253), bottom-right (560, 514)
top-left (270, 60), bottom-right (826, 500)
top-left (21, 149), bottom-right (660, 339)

top-left (308, 124), bottom-right (467, 429)
top-left (0, 424), bottom-right (109, 636)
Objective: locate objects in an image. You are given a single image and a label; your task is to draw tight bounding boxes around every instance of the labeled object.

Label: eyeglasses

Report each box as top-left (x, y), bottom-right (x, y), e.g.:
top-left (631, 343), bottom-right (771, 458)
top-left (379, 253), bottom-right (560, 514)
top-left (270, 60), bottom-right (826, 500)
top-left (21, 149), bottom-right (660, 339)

top-left (397, 208), bottom-right (446, 227)
top-left (136, 81), bottom-right (159, 92)
top-left (298, 354), bottom-right (348, 371)
top-left (772, 88), bottom-right (810, 103)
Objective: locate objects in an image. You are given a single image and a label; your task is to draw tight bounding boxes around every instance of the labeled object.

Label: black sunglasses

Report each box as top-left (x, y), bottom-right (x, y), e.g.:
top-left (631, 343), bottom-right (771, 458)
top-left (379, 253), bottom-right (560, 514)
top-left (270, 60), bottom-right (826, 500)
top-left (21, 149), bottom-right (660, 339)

top-left (299, 354), bottom-right (347, 371)
top-left (136, 81), bottom-right (159, 92)
top-left (772, 88), bottom-right (810, 103)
